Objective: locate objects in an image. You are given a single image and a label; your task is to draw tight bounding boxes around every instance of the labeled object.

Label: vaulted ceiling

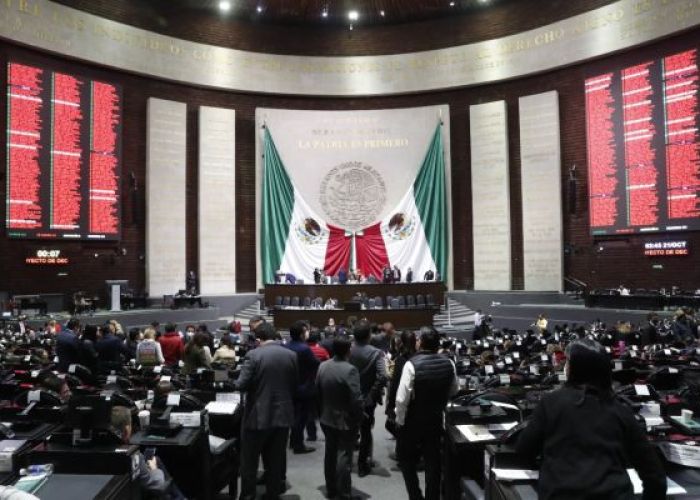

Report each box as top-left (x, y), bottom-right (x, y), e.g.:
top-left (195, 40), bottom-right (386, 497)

top-left (119, 0), bottom-right (526, 26)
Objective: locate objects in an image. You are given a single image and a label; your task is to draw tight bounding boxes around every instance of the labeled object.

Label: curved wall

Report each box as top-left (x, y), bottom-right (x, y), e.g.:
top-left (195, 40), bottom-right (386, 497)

top-left (1, 2), bottom-right (700, 297)
top-left (0, 0), bottom-right (696, 95)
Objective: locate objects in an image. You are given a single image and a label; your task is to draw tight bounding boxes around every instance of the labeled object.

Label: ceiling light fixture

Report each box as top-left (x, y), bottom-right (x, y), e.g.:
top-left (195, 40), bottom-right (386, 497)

top-left (348, 10), bottom-right (359, 21)
top-left (321, 7), bottom-right (328, 18)
top-left (218, 0), bottom-right (231, 12)
top-left (449, 1), bottom-right (455, 6)
top-left (256, 4), bottom-right (263, 13)
top-left (379, 10), bottom-right (385, 16)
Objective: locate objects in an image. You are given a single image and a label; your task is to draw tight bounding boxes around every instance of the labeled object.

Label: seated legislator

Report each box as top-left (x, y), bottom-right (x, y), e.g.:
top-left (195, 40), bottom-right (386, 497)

top-left (111, 406), bottom-right (185, 499)
top-left (515, 338), bottom-right (666, 500)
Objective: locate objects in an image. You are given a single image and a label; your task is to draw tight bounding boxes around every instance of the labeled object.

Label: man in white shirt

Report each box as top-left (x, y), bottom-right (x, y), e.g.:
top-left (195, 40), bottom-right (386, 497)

top-left (394, 327), bottom-right (458, 500)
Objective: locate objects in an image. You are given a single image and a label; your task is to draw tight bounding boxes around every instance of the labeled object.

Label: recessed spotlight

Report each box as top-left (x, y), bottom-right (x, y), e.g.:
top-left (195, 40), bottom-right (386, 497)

top-left (379, 10), bottom-right (385, 16)
top-left (321, 8), bottom-right (328, 18)
top-left (348, 10), bottom-right (359, 21)
top-left (256, 4), bottom-right (263, 13)
top-left (449, 1), bottom-right (455, 6)
top-left (218, 0), bottom-right (231, 12)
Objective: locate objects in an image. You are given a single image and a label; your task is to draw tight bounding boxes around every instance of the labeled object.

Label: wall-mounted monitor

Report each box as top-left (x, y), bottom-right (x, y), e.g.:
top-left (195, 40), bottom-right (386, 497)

top-left (585, 49), bottom-right (700, 236)
top-left (6, 61), bottom-right (122, 240)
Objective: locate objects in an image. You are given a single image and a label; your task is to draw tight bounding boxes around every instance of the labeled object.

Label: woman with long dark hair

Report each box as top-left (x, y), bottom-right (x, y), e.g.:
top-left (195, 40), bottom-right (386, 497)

top-left (516, 338), bottom-right (666, 499)
top-left (182, 332), bottom-right (212, 376)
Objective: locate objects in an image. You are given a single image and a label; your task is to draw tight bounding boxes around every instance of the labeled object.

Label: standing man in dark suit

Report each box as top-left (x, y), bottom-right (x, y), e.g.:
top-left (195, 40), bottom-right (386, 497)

top-left (423, 269), bottom-right (435, 281)
top-left (56, 318), bottom-right (80, 372)
top-left (317, 336), bottom-right (363, 499)
top-left (405, 267), bottom-right (413, 284)
top-left (285, 321), bottom-right (320, 454)
top-left (314, 268), bottom-right (322, 285)
top-left (234, 323), bottom-right (298, 500)
top-left (349, 320), bottom-right (388, 476)
top-left (392, 265), bottom-right (402, 283)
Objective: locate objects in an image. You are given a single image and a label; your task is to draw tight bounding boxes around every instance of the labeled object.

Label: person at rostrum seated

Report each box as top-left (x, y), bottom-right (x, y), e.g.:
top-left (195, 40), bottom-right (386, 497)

top-left (110, 406), bottom-right (186, 500)
top-left (515, 338), bottom-right (666, 500)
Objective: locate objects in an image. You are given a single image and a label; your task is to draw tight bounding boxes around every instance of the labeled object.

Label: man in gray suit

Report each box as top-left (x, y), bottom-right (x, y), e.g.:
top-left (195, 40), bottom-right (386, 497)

top-left (235, 323), bottom-right (298, 500)
top-left (317, 336), bottom-right (364, 499)
top-left (349, 319), bottom-right (388, 476)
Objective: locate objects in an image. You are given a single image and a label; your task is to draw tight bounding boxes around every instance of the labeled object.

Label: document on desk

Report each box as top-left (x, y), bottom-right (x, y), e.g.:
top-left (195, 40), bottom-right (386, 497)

top-left (456, 425), bottom-right (495, 442)
top-left (658, 442), bottom-right (700, 468)
top-left (627, 469), bottom-right (686, 495)
top-left (205, 401), bottom-right (239, 415)
top-left (492, 468), bottom-right (539, 481)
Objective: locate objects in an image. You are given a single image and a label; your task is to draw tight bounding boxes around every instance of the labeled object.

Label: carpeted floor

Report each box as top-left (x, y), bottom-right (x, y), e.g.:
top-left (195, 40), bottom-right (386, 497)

top-left (233, 409), bottom-right (418, 499)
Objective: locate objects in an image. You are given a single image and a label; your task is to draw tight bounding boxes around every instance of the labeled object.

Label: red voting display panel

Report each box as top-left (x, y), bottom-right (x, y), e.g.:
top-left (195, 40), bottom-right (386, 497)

top-left (585, 49), bottom-right (700, 236)
top-left (6, 61), bottom-right (121, 240)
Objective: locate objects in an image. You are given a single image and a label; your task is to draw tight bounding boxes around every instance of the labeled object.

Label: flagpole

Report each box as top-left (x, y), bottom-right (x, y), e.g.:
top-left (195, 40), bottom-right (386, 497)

top-left (351, 232), bottom-right (357, 271)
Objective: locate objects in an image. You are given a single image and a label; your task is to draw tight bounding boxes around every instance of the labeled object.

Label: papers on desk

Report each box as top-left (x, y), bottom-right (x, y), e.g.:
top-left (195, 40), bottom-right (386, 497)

top-left (456, 422), bottom-right (517, 442)
top-left (205, 401), bottom-right (239, 415)
top-left (492, 467), bottom-right (687, 495)
top-left (658, 442), bottom-right (700, 468)
top-left (492, 468), bottom-right (539, 481)
top-left (626, 469), bottom-right (686, 495)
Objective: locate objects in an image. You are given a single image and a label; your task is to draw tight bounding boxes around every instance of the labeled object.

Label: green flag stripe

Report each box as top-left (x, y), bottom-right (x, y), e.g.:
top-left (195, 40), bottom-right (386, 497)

top-left (413, 124), bottom-right (447, 279)
top-left (261, 127), bottom-right (294, 284)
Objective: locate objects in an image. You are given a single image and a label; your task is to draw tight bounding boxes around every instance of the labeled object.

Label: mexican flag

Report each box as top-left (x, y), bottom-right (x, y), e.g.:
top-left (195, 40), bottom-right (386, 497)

top-left (261, 124), bottom-right (447, 284)
top-left (374, 124), bottom-right (446, 280)
top-left (261, 127), bottom-right (348, 285)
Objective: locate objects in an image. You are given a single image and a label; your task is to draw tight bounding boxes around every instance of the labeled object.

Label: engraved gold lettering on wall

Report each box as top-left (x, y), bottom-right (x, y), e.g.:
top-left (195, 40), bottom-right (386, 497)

top-left (0, 0), bottom-right (697, 95)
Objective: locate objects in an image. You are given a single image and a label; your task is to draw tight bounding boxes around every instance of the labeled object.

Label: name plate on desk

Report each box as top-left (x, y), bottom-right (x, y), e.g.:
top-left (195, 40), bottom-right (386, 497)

top-left (170, 412), bottom-right (203, 428)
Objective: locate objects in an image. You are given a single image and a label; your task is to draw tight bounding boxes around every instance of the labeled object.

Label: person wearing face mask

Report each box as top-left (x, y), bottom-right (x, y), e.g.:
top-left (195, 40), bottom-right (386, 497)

top-left (516, 338), bottom-right (666, 500)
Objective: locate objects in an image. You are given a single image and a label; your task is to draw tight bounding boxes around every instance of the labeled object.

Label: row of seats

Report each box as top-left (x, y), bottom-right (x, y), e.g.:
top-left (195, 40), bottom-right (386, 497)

top-left (272, 294), bottom-right (438, 309)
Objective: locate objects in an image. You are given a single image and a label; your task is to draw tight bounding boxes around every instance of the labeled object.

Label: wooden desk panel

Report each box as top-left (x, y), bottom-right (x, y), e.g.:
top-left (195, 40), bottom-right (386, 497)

top-left (272, 308), bottom-right (437, 329)
top-left (264, 282), bottom-right (446, 306)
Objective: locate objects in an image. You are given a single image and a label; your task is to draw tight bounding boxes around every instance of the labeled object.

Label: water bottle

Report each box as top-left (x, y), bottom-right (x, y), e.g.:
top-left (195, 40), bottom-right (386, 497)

top-left (20, 464), bottom-right (54, 476)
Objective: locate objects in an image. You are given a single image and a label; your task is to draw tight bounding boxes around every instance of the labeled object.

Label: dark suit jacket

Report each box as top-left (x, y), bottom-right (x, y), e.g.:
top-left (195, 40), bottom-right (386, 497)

top-left (285, 340), bottom-right (320, 397)
top-left (95, 334), bottom-right (128, 366)
top-left (235, 342), bottom-right (298, 430)
top-left (316, 357), bottom-right (363, 431)
top-left (56, 330), bottom-right (79, 372)
top-left (349, 343), bottom-right (387, 406)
